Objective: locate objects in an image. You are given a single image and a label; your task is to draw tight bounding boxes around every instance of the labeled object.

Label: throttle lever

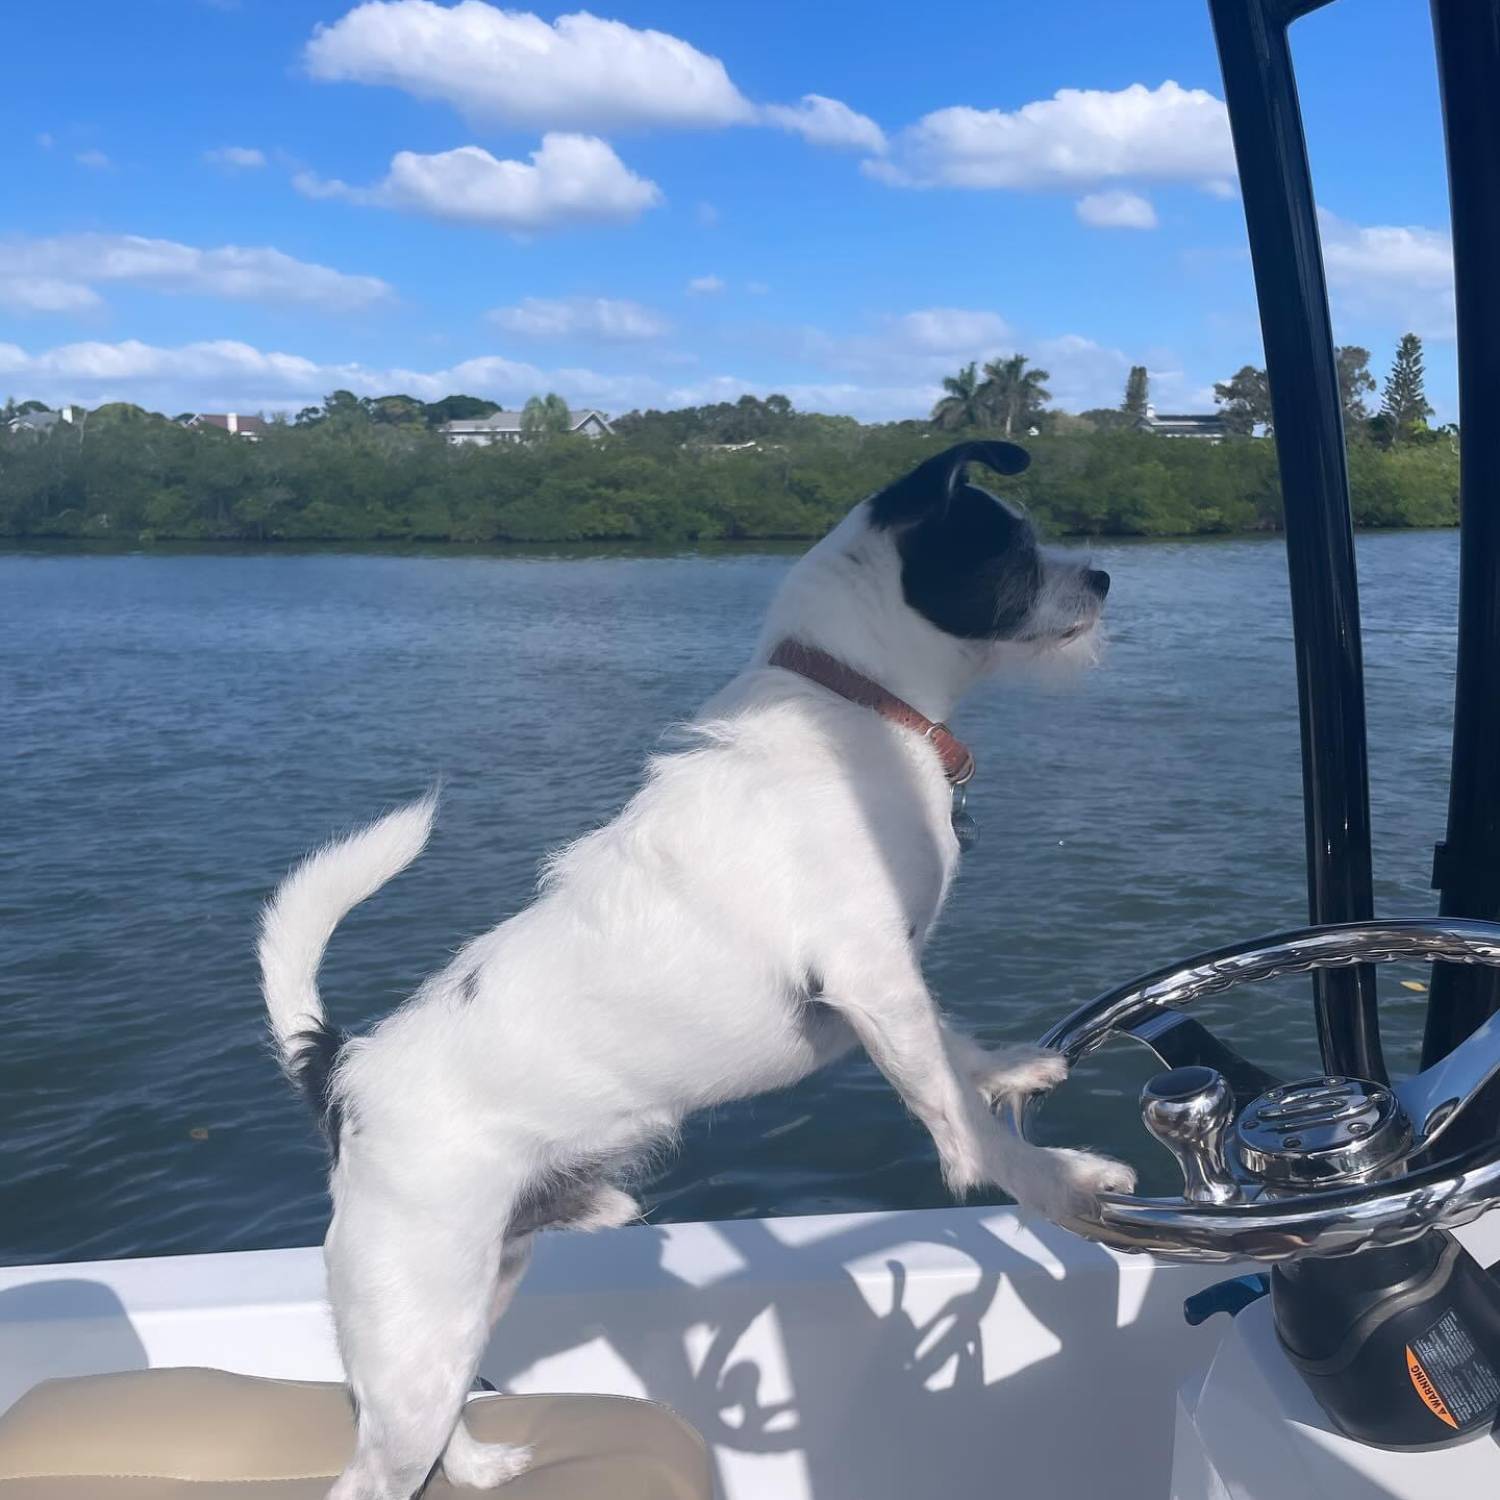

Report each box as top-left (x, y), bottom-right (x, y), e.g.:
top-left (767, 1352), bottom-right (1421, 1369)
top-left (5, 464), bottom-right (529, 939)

top-left (1141, 1066), bottom-right (1241, 1204)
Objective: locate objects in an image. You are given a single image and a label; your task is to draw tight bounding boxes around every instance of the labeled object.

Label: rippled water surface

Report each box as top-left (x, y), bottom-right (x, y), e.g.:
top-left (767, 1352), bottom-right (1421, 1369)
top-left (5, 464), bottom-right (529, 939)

top-left (0, 531), bottom-right (1463, 1264)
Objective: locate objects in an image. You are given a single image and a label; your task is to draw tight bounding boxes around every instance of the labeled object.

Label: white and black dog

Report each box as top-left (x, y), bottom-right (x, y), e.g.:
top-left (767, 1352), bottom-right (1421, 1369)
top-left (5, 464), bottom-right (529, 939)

top-left (259, 440), bottom-right (1134, 1500)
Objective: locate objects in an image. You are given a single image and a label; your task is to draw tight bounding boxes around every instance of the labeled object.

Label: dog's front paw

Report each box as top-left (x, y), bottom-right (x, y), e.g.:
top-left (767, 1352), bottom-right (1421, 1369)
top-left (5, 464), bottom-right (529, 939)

top-left (1014, 1147), bottom-right (1137, 1223)
top-left (968, 1043), bottom-right (1069, 1105)
top-left (443, 1438), bottom-right (533, 1490)
top-left (1055, 1146), bottom-right (1136, 1199)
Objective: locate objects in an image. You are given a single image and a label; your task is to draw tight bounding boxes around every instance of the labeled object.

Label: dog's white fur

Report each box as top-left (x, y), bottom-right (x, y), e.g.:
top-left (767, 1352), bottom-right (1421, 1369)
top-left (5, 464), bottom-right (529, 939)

top-left (260, 497), bottom-right (1133, 1500)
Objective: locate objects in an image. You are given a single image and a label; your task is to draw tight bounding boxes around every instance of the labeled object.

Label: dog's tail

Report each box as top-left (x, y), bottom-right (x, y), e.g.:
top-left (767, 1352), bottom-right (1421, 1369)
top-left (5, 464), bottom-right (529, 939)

top-left (258, 793), bottom-right (438, 1131)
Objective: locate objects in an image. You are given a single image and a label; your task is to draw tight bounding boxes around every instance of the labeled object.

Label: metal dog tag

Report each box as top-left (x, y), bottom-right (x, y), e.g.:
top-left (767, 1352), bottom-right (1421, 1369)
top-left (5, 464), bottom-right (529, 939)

top-left (951, 783), bottom-right (979, 851)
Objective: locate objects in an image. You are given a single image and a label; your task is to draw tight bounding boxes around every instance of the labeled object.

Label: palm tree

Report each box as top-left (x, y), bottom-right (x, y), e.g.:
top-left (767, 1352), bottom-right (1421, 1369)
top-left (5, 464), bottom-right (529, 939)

top-left (979, 354), bottom-right (1052, 436)
top-left (929, 362), bottom-right (986, 431)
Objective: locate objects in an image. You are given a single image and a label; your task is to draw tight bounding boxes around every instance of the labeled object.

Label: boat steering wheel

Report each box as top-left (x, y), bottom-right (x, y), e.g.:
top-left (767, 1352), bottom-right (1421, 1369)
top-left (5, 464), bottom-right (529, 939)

top-left (1009, 919), bottom-right (1500, 1262)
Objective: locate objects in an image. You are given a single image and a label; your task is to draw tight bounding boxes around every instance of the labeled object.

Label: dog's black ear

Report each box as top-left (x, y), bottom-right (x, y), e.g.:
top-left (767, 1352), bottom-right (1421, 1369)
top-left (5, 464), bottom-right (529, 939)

top-left (868, 440), bottom-right (1031, 528)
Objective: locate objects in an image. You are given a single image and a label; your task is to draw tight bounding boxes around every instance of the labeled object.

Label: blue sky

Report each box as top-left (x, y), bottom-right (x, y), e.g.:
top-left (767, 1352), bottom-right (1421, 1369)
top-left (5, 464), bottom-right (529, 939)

top-left (1, 0), bottom-right (1458, 423)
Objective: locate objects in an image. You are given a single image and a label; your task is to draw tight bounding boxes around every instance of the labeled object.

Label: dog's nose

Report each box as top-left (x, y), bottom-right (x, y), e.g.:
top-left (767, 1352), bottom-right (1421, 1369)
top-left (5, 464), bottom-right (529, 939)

top-left (1086, 568), bottom-right (1110, 599)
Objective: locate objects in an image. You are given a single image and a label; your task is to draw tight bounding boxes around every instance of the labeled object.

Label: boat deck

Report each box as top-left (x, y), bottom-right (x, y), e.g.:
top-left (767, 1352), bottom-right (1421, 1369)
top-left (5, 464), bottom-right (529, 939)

top-left (0, 1206), bottom-right (1323, 1500)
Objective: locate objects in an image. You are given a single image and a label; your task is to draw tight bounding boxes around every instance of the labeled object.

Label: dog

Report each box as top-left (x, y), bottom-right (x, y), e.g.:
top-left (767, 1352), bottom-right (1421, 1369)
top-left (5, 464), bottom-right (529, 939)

top-left (259, 439), bottom-right (1134, 1500)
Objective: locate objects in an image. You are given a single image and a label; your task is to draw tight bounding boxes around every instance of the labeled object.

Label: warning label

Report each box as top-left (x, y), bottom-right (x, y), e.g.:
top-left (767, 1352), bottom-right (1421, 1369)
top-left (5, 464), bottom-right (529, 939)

top-left (1406, 1349), bottom-right (1457, 1428)
top-left (1406, 1310), bottom-right (1500, 1431)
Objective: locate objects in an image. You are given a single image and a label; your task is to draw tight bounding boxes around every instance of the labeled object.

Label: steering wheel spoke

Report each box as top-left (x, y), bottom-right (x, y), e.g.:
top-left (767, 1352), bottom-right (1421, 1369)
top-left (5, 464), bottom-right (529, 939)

top-left (1397, 1008), bottom-right (1500, 1154)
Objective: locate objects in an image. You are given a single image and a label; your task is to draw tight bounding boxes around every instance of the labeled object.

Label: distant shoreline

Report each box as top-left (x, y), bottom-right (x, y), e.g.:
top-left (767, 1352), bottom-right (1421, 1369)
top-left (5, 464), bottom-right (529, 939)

top-left (2, 413), bottom-right (1458, 545)
top-left (0, 524), bottom-right (1459, 559)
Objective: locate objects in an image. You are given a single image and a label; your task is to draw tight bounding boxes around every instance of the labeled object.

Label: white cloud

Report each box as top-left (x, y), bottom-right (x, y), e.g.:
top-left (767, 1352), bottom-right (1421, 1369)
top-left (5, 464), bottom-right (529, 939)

top-left (790, 309), bottom-right (1203, 418)
top-left (0, 277), bottom-right (105, 314)
top-left (75, 149), bottom-right (112, 170)
top-left (301, 2), bottom-right (888, 163)
top-left (0, 233), bottom-right (392, 312)
top-left (1318, 208), bottom-right (1455, 339)
top-left (775, 381), bottom-right (946, 422)
top-left (799, 307), bottom-right (1013, 380)
top-left (1030, 334), bottom-right (1131, 410)
top-left (870, 81), bottom-right (1233, 193)
top-left (1031, 334), bottom-right (1211, 412)
top-left (487, 295), bottom-right (669, 341)
top-left (204, 145), bottom-right (267, 170)
top-left (889, 307), bottom-right (1011, 354)
top-left (294, 134), bottom-right (660, 232)
top-left (695, 200), bottom-right (720, 229)
top-left (762, 94), bottom-right (886, 153)
top-left (304, 1), bottom-right (753, 130)
top-left (0, 325), bottom-right (1216, 427)
top-left (686, 275), bottom-right (724, 295)
top-left (1075, 189), bottom-right (1157, 229)
top-left (0, 334), bottom-right (945, 425)
top-left (0, 336), bottom-right (539, 412)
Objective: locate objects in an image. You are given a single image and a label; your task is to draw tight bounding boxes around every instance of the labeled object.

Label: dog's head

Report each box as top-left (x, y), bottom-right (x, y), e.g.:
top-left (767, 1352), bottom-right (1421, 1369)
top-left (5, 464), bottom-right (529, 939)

top-left (867, 440), bottom-right (1108, 647)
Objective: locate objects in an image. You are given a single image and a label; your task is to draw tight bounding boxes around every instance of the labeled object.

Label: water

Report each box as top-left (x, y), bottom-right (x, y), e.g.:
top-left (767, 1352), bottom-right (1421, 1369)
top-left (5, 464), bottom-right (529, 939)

top-left (0, 532), bottom-right (1463, 1266)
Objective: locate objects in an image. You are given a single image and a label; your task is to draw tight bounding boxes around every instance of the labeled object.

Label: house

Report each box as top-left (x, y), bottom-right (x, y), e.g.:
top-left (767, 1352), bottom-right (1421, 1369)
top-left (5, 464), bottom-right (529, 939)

top-left (5, 405), bottom-right (76, 437)
top-left (1136, 404), bottom-right (1228, 442)
top-left (181, 412), bottom-right (270, 440)
top-left (440, 409), bottom-right (613, 446)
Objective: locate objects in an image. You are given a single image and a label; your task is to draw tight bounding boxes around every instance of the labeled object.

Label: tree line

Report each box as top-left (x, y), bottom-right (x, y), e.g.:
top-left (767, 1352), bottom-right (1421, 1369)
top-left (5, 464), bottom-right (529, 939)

top-left (0, 335), bottom-right (1457, 545)
top-left (1206, 334), bottom-right (1439, 443)
top-left (927, 333), bottom-right (1445, 448)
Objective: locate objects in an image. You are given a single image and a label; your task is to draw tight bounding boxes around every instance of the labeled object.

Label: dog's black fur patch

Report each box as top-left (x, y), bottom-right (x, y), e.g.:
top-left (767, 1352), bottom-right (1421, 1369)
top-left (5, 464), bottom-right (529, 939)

top-left (285, 1018), bottom-right (348, 1159)
top-left (871, 441), bottom-right (1044, 640)
top-left (509, 1162), bottom-right (621, 1238)
top-left (869, 440), bottom-right (1030, 529)
top-left (897, 482), bottom-right (1042, 639)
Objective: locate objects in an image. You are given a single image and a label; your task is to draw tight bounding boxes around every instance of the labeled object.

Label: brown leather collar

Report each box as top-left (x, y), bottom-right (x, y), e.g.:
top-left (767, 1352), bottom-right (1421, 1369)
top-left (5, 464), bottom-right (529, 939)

top-left (768, 639), bottom-right (975, 786)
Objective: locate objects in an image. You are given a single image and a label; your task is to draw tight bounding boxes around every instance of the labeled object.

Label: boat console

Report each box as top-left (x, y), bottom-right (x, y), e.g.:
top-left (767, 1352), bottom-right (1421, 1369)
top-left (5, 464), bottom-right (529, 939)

top-left (1011, 1), bottom-right (1500, 1490)
top-left (1009, 919), bottom-right (1500, 1470)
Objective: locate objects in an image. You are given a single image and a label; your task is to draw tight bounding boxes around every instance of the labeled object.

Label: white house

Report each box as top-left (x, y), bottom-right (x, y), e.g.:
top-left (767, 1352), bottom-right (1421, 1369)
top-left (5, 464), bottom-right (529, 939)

top-left (1135, 403), bottom-right (1228, 442)
top-left (180, 412), bottom-right (270, 440)
top-left (5, 405), bottom-right (76, 436)
top-left (441, 409), bottom-right (613, 446)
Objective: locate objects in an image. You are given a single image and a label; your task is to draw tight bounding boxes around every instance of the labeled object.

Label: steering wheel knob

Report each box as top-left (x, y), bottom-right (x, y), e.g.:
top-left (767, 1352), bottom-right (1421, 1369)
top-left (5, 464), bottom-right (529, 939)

top-left (1235, 1077), bottom-right (1412, 1190)
top-left (1141, 1066), bottom-right (1241, 1205)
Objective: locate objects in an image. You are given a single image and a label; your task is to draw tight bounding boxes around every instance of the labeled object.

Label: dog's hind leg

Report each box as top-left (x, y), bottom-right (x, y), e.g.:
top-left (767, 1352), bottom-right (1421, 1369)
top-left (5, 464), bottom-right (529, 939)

top-left (440, 1181), bottom-right (640, 1490)
top-left (324, 1160), bottom-right (513, 1500)
top-left (440, 1236), bottom-right (537, 1490)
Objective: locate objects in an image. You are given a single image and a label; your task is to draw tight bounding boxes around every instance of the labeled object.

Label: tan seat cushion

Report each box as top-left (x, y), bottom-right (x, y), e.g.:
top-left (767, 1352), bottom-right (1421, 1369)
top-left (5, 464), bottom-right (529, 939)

top-left (0, 1368), bottom-right (711, 1499)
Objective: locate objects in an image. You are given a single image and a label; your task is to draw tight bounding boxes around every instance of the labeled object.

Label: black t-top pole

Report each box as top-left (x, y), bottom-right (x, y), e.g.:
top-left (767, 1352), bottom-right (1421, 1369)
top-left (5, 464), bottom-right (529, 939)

top-left (1207, 0), bottom-right (1385, 1083)
top-left (1422, 1), bottom-right (1500, 1146)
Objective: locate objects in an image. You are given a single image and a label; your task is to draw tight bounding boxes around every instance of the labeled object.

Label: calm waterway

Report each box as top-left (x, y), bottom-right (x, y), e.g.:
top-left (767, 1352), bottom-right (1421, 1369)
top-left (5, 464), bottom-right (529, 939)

top-left (0, 530), bottom-right (1462, 1264)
